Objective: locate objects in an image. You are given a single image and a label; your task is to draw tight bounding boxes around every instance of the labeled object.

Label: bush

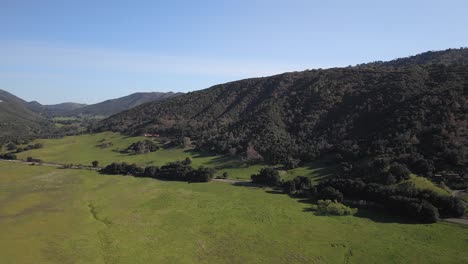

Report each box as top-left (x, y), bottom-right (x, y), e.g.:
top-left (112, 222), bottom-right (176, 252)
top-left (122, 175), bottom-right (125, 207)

top-left (316, 200), bottom-right (357, 216)
top-left (251, 168), bottom-right (281, 186)
top-left (92, 160), bottom-right (99, 168)
top-left (222, 172), bottom-right (229, 179)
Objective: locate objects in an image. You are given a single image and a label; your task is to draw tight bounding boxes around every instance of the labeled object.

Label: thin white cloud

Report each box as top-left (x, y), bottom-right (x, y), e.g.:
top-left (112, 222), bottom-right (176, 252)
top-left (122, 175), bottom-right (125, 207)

top-left (0, 41), bottom-right (316, 77)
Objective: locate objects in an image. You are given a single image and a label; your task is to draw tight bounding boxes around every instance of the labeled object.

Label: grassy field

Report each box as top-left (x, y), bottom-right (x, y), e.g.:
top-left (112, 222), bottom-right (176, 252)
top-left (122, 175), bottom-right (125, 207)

top-left (401, 174), bottom-right (452, 196)
top-left (0, 162), bottom-right (467, 264)
top-left (11, 132), bottom-right (328, 180)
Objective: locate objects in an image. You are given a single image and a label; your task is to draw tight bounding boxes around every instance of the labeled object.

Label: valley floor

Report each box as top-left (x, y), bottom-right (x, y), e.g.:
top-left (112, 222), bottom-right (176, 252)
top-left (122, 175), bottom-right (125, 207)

top-left (0, 162), bottom-right (467, 264)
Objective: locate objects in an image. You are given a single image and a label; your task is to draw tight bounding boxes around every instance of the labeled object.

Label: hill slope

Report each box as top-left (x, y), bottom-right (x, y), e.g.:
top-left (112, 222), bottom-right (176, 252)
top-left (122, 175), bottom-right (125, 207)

top-left (97, 48), bottom-right (468, 175)
top-left (69, 92), bottom-right (182, 116)
top-left (0, 89), bottom-right (53, 142)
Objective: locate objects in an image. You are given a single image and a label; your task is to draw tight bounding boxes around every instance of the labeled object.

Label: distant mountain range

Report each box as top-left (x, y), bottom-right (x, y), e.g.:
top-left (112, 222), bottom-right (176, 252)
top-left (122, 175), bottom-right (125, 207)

top-left (67, 92), bottom-right (182, 116)
top-left (0, 90), bottom-right (182, 142)
top-left (20, 91), bottom-right (182, 117)
top-left (27, 101), bottom-right (88, 116)
top-left (97, 48), bottom-right (468, 174)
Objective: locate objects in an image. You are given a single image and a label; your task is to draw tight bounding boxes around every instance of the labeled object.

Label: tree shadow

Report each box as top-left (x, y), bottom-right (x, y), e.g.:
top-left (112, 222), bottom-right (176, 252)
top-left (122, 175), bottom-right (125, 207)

top-left (352, 208), bottom-right (419, 224)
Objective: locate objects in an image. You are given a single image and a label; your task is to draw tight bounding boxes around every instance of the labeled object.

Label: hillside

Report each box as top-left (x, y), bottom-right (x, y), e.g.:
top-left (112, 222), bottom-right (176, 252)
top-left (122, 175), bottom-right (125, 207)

top-left (0, 89), bottom-right (53, 143)
top-left (69, 92), bottom-right (182, 116)
top-left (97, 49), bottom-right (468, 176)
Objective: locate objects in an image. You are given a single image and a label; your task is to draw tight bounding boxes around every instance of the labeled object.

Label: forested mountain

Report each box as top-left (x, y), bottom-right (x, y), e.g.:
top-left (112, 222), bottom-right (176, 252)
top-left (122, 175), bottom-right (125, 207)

top-left (0, 89), bottom-right (53, 143)
top-left (68, 92), bottom-right (182, 116)
top-left (97, 48), bottom-right (468, 176)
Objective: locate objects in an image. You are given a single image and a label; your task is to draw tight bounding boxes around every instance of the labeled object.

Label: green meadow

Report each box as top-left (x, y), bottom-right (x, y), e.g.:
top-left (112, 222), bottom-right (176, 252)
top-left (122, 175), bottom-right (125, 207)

top-left (0, 162), bottom-right (467, 264)
top-left (13, 132), bottom-right (328, 180)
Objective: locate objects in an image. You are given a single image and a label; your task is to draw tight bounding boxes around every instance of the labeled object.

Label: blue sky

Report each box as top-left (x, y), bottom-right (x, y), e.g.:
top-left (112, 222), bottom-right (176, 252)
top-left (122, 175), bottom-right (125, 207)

top-left (1, 0), bottom-right (467, 104)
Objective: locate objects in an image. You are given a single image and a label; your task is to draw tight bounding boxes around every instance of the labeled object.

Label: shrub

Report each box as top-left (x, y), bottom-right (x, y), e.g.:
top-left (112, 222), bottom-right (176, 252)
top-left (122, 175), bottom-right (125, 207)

top-left (316, 200), bottom-right (357, 216)
top-left (92, 160), bottom-right (99, 168)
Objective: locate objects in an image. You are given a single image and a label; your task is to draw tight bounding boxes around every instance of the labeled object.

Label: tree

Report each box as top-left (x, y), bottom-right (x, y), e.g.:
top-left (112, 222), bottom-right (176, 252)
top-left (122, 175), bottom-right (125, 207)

top-left (92, 160), bottom-right (99, 168)
top-left (6, 142), bottom-right (17, 151)
top-left (222, 172), bottom-right (229, 179)
top-left (285, 157), bottom-right (300, 170)
top-left (126, 140), bottom-right (159, 154)
top-left (187, 167), bottom-right (215, 182)
top-left (182, 157), bottom-right (192, 165)
top-left (251, 168), bottom-right (280, 186)
top-left (144, 166), bottom-right (159, 178)
top-left (417, 200), bottom-right (439, 223)
top-left (33, 143), bottom-right (44, 149)
top-left (388, 163), bottom-right (411, 181)
top-left (318, 187), bottom-right (343, 202)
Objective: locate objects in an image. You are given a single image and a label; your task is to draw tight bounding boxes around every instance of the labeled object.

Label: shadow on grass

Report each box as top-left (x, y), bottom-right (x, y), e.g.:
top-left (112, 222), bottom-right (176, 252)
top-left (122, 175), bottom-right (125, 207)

top-left (353, 208), bottom-right (419, 224)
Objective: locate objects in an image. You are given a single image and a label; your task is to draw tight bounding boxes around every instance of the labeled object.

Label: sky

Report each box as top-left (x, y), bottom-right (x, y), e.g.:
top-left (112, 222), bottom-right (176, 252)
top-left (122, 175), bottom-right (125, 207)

top-left (1, 0), bottom-right (467, 104)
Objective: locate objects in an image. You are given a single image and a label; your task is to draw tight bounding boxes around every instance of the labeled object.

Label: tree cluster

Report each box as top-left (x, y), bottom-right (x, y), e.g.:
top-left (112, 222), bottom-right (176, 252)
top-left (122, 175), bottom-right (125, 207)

top-left (14, 143), bottom-right (44, 153)
top-left (0, 153), bottom-right (17, 160)
top-left (251, 168), bottom-right (281, 186)
top-left (125, 140), bottom-right (160, 154)
top-left (100, 161), bottom-right (214, 183)
top-left (317, 178), bottom-right (464, 223)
